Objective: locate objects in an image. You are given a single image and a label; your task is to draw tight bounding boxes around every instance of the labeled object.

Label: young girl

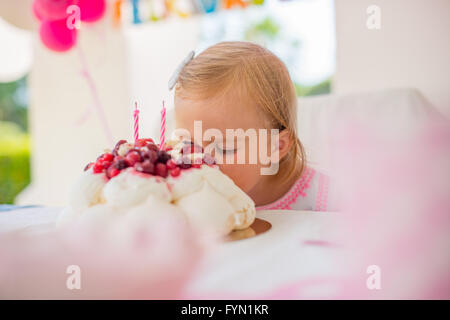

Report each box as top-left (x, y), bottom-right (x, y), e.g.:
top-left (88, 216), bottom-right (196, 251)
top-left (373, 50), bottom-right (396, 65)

top-left (173, 41), bottom-right (336, 212)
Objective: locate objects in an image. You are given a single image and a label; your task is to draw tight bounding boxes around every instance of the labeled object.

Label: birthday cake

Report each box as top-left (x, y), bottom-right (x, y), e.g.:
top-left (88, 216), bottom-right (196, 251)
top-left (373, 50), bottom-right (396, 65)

top-left (57, 138), bottom-right (256, 236)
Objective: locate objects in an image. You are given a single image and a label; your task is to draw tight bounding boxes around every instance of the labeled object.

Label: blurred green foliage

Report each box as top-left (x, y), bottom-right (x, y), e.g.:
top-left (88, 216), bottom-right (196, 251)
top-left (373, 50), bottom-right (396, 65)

top-left (0, 121), bottom-right (31, 204)
top-left (244, 16), bottom-right (331, 97)
top-left (294, 78), bottom-right (331, 97)
top-left (245, 17), bottom-right (280, 42)
top-left (0, 76), bottom-right (30, 204)
top-left (0, 76), bottom-right (28, 130)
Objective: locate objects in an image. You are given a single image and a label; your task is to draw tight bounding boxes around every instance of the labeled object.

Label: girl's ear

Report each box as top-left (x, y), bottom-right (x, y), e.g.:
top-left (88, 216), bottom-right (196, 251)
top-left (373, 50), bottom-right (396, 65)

top-left (275, 130), bottom-right (293, 161)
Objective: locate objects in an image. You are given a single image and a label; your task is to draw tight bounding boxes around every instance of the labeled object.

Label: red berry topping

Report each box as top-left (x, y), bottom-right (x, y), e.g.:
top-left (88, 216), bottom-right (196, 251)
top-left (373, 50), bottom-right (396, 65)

top-left (107, 166), bottom-right (120, 178)
top-left (179, 156), bottom-right (192, 169)
top-left (113, 140), bottom-right (127, 155)
top-left (192, 163), bottom-right (202, 168)
top-left (134, 163), bottom-right (143, 173)
top-left (146, 143), bottom-right (159, 152)
top-left (170, 166), bottom-right (181, 177)
top-left (155, 163), bottom-right (168, 178)
top-left (114, 159), bottom-right (129, 170)
top-left (101, 160), bottom-right (112, 169)
top-left (135, 138), bottom-right (154, 147)
top-left (93, 162), bottom-right (104, 174)
top-left (157, 150), bottom-right (171, 163)
top-left (142, 149), bottom-right (158, 163)
top-left (101, 153), bottom-right (114, 162)
top-left (180, 162), bottom-right (191, 169)
top-left (84, 162), bottom-right (94, 171)
top-left (125, 151), bottom-right (141, 166)
top-left (135, 160), bottom-right (154, 174)
top-left (166, 159), bottom-right (177, 170)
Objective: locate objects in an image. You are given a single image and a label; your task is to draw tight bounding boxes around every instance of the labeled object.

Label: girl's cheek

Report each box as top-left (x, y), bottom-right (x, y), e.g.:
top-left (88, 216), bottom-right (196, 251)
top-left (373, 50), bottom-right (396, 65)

top-left (218, 164), bottom-right (242, 185)
top-left (219, 164), bottom-right (260, 193)
top-left (216, 163), bottom-right (233, 178)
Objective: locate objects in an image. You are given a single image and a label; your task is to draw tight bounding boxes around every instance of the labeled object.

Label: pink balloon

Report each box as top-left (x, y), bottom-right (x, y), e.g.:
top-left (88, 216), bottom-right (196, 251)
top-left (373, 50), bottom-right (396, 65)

top-left (33, 0), bottom-right (79, 21)
top-left (32, 1), bottom-right (44, 21)
top-left (39, 19), bottom-right (77, 52)
top-left (78, 0), bottom-right (106, 23)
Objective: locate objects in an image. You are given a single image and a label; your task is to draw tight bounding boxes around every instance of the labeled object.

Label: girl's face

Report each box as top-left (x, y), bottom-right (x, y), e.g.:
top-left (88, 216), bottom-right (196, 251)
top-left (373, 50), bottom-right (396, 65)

top-left (175, 92), bottom-right (271, 194)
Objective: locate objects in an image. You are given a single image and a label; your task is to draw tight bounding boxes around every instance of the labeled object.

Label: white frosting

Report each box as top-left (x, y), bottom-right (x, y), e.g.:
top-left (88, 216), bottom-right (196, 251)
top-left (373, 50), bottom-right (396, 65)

top-left (168, 168), bottom-right (205, 200)
top-left (58, 168), bottom-right (170, 226)
top-left (59, 145), bottom-right (256, 236)
top-left (175, 181), bottom-right (236, 235)
top-left (201, 166), bottom-right (255, 230)
top-left (103, 168), bottom-right (171, 207)
top-left (126, 195), bottom-right (187, 223)
top-left (68, 168), bottom-right (107, 210)
top-left (78, 204), bottom-right (122, 226)
top-left (105, 196), bottom-right (190, 250)
top-left (168, 165), bottom-right (256, 233)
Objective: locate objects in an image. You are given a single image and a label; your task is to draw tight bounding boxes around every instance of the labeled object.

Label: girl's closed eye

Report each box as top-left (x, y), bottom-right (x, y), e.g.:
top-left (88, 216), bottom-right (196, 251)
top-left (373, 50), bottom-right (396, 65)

top-left (215, 143), bottom-right (237, 154)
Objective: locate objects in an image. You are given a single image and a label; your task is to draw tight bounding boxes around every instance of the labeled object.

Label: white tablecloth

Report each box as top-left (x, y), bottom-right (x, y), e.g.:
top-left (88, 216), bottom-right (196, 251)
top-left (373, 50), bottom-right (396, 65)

top-left (0, 207), bottom-right (341, 297)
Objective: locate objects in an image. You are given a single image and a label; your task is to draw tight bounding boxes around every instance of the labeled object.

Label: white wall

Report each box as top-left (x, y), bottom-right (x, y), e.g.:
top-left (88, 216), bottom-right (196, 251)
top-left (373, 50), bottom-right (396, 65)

top-left (333, 0), bottom-right (450, 117)
top-left (124, 17), bottom-right (201, 139)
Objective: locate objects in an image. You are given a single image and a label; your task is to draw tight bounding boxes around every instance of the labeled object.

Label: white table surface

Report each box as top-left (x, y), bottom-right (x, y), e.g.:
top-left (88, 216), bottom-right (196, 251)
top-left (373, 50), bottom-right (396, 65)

top-left (0, 207), bottom-right (342, 297)
top-left (185, 211), bottom-right (342, 297)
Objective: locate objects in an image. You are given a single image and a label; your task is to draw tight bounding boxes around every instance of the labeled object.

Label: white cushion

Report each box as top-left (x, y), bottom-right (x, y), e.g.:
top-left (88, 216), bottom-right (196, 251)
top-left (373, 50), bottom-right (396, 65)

top-left (297, 88), bottom-right (441, 172)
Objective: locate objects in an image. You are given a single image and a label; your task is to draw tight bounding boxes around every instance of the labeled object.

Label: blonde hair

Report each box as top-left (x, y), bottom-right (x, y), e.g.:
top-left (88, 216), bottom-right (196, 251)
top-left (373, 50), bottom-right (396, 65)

top-left (175, 41), bottom-right (305, 180)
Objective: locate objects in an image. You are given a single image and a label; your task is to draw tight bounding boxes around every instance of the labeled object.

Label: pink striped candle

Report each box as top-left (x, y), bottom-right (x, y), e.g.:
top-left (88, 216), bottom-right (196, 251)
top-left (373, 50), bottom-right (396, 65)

top-left (133, 101), bottom-right (139, 143)
top-left (160, 101), bottom-right (166, 150)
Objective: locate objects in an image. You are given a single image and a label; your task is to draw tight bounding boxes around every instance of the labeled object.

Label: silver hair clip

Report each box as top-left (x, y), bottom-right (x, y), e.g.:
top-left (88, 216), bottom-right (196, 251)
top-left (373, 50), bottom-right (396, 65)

top-left (168, 50), bottom-right (195, 91)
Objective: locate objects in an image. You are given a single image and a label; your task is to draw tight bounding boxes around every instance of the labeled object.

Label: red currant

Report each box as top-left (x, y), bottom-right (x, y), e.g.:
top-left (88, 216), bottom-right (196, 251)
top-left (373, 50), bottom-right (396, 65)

top-left (155, 163), bottom-right (168, 178)
top-left (93, 162), bottom-right (104, 174)
top-left (170, 167), bottom-right (181, 177)
top-left (166, 159), bottom-right (177, 170)
top-left (146, 143), bottom-right (159, 152)
top-left (107, 166), bottom-right (120, 178)
top-left (101, 153), bottom-right (114, 162)
top-left (125, 151), bottom-right (141, 166)
top-left (102, 160), bottom-right (112, 169)
top-left (135, 160), bottom-right (155, 174)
